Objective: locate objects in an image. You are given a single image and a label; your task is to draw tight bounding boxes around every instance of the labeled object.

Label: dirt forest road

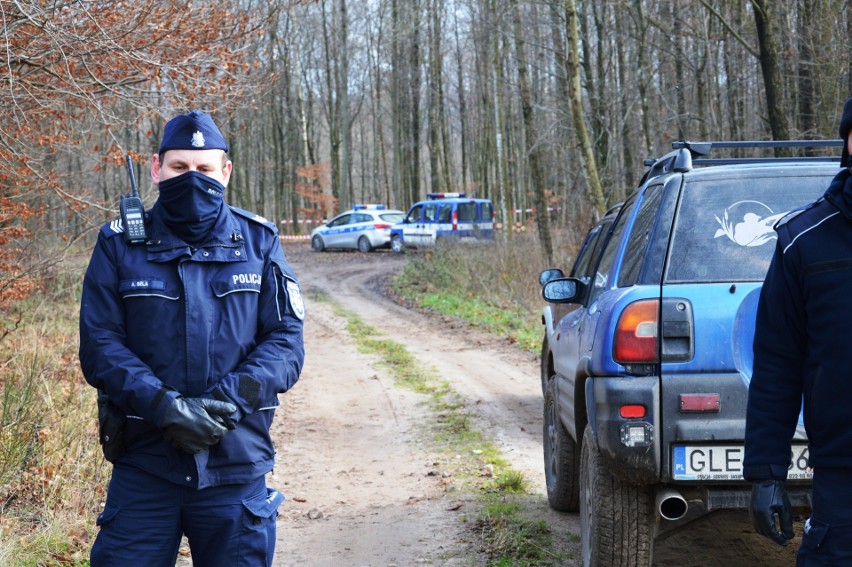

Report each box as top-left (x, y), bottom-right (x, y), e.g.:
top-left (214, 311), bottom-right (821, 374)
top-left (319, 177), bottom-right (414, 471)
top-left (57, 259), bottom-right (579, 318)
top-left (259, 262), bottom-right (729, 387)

top-left (269, 243), bottom-right (800, 567)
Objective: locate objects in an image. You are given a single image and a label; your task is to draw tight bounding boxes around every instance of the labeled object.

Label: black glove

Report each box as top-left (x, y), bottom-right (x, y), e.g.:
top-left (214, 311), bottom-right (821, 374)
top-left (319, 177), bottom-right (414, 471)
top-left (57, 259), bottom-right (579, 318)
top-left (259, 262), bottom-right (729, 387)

top-left (210, 387), bottom-right (239, 431)
top-left (159, 397), bottom-right (237, 454)
top-left (750, 479), bottom-right (794, 546)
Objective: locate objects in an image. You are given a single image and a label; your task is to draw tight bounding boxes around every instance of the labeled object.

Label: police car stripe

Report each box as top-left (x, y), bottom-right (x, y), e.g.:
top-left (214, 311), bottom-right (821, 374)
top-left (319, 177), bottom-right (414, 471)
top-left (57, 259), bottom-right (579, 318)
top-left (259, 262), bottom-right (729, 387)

top-left (782, 211), bottom-right (840, 255)
top-left (324, 225), bottom-right (371, 235)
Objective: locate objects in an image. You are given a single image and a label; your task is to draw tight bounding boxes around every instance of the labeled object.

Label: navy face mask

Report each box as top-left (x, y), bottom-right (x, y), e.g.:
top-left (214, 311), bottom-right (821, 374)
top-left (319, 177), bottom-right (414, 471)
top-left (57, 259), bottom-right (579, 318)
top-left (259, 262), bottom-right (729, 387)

top-left (157, 170), bottom-right (225, 243)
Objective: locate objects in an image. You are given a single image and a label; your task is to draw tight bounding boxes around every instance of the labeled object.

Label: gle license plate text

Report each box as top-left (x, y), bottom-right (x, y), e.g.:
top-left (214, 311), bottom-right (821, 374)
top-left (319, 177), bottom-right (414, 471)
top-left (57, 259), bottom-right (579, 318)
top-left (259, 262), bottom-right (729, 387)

top-left (672, 444), bottom-right (812, 481)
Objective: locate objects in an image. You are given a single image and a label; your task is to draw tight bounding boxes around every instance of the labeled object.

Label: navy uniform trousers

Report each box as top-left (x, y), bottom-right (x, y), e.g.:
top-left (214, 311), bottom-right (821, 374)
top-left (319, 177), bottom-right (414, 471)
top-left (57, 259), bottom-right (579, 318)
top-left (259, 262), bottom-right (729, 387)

top-left (798, 468), bottom-right (852, 566)
top-left (91, 464), bottom-right (283, 567)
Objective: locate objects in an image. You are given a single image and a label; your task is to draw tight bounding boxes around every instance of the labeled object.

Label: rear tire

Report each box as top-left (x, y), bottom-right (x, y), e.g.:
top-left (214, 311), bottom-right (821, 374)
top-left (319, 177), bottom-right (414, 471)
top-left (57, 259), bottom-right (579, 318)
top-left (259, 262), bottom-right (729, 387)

top-left (391, 234), bottom-right (404, 254)
top-left (580, 424), bottom-right (653, 567)
top-left (543, 379), bottom-right (580, 512)
top-left (311, 235), bottom-right (325, 252)
top-left (357, 236), bottom-right (372, 253)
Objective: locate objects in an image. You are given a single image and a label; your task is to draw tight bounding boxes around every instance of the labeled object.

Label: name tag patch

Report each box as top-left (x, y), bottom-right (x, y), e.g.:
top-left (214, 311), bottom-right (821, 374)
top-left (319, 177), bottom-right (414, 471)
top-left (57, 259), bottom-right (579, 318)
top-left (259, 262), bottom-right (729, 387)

top-left (119, 279), bottom-right (166, 293)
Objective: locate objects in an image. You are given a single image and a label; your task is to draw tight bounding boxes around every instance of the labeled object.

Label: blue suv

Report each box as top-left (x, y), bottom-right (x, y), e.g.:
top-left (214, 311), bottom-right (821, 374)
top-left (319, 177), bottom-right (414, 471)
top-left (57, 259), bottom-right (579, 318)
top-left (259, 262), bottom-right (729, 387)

top-left (539, 140), bottom-right (842, 566)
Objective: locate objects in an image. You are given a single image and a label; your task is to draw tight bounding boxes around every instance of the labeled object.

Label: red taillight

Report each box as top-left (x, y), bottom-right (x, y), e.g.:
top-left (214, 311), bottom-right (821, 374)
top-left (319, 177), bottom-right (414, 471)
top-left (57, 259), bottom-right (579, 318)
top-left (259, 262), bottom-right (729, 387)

top-left (620, 404), bottom-right (646, 418)
top-left (452, 210), bottom-right (458, 231)
top-left (613, 299), bottom-right (658, 363)
top-left (373, 223), bottom-right (391, 229)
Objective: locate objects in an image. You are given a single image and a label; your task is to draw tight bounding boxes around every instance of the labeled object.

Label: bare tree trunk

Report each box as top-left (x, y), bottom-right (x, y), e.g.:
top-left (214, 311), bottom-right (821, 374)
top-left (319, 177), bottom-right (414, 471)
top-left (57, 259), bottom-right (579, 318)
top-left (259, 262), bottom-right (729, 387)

top-left (751, 0), bottom-right (791, 149)
top-left (321, 0), bottom-right (341, 202)
top-left (615, 8), bottom-right (634, 190)
top-left (391, 0), bottom-right (421, 206)
top-left (452, 9), bottom-right (469, 193)
top-left (564, 0), bottom-right (605, 213)
top-left (547, 0), bottom-right (573, 215)
top-left (695, 15), bottom-right (710, 140)
top-left (391, 0), bottom-right (404, 206)
top-left (338, 0), bottom-right (352, 207)
top-left (408, 1), bottom-right (422, 202)
top-left (490, 0), bottom-right (509, 226)
top-left (633, 0), bottom-right (653, 156)
top-left (588, 1), bottom-right (609, 173)
top-left (797, 0), bottom-right (817, 143)
top-left (510, 0), bottom-right (552, 261)
top-left (427, 0), bottom-right (442, 193)
top-left (366, 12), bottom-right (392, 205)
top-left (672, 2), bottom-right (687, 140)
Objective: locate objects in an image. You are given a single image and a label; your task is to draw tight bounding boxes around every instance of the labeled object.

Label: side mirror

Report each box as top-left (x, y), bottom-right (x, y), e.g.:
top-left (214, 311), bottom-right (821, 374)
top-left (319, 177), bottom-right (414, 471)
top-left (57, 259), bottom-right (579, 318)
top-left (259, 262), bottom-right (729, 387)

top-left (539, 268), bottom-right (565, 286)
top-left (542, 278), bottom-right (582, 303)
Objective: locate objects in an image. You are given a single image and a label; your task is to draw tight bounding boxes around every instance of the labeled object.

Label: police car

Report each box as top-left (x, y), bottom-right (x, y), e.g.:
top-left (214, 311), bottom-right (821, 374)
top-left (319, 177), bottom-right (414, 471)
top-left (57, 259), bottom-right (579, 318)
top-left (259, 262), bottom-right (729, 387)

top-left (390, 193), bottom-right (495, 253)
top-left (310, 205), bottom-right (405, 253)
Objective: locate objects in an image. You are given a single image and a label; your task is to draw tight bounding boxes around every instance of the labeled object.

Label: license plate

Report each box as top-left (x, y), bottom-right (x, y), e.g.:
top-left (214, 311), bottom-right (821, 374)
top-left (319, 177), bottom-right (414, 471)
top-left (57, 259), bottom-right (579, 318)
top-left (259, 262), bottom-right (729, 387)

top-left (672, 444), bottom-right (812, 481)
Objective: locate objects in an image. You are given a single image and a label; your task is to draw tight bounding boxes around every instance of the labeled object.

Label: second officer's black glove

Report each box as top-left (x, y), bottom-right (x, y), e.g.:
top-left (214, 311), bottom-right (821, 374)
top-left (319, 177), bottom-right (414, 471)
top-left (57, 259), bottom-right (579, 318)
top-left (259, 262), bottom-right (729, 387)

top-left (750, 479), bottom-right (794, 546)
top-left (159, 397), bottom-right (237, 454)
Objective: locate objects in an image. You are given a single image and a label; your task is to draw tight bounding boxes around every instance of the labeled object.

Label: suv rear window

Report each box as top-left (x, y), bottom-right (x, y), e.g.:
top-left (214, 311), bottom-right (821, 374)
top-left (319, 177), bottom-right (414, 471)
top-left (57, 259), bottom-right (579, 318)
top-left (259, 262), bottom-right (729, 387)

top-left (665, 174), bottom-right (830, 283)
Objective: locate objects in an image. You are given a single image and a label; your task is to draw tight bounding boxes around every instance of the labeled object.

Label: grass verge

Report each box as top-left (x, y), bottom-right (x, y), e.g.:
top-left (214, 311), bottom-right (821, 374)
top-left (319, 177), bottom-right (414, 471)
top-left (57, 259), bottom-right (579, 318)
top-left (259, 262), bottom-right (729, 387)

top-left (390, 233), bottom-right (582, 353)
top-left (325, 296), bottom-right (565, 565)
top-left (0, 271), bottom-right (107, 566)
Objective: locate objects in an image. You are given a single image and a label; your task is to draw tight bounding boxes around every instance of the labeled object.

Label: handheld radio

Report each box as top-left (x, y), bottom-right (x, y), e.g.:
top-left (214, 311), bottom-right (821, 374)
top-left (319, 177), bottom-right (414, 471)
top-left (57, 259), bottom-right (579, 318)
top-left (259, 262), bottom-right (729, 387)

top-left (119, 155), bottom-right (148, 244)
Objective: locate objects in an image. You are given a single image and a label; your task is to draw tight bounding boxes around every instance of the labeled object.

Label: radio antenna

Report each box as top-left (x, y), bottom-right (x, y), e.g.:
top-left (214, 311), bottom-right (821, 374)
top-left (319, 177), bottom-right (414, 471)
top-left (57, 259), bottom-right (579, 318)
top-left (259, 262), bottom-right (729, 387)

top-left (125, 155), bottom-right (140, 198)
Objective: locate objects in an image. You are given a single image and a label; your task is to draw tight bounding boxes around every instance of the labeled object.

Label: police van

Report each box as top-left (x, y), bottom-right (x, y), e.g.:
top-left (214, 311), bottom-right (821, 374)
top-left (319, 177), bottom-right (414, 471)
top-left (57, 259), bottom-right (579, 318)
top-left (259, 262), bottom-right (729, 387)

top-left (390, 193), bottom-right (495, 253)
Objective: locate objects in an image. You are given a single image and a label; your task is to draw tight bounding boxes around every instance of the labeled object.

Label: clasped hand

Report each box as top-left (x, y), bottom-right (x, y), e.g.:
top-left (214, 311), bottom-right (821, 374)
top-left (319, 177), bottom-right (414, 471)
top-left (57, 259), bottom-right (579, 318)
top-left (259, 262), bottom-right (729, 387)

top-left (160, 397), bottom-right (237, 454)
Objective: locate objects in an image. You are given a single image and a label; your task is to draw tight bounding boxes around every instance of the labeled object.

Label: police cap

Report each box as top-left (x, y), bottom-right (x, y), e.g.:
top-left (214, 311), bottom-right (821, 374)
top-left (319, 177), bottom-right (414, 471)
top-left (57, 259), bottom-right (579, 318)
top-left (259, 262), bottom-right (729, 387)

top-left (158, 110), bottom-right (229, 154)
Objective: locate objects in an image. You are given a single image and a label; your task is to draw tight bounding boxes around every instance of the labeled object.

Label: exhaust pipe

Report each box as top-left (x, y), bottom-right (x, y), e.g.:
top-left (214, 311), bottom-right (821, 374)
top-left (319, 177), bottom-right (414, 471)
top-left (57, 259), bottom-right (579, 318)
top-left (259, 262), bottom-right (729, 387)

top-left (656, 488), bottom-right (688, 521)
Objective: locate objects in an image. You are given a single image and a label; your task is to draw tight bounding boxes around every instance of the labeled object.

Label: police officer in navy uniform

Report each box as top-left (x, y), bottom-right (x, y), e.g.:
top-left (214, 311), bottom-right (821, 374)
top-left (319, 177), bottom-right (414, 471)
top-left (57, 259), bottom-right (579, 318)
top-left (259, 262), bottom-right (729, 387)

top-left (79, 110), bottom-right (305, 566)
top-left (744, 97), bottom-right (852, 565)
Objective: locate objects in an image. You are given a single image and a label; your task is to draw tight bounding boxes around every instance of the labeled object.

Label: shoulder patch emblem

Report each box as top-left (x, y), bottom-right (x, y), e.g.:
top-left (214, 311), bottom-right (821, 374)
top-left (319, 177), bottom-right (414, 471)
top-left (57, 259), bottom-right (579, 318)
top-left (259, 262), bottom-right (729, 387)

top-left (286, 279), bottom-right (306, 321)
top-left (109, 218), bottom-right (124, 234)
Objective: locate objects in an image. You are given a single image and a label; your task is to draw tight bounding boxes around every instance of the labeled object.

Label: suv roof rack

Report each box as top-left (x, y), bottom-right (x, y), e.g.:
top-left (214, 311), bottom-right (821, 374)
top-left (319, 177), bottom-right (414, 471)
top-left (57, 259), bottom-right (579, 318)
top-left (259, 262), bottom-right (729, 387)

top-left (641, 139), bottom-right (843, 184)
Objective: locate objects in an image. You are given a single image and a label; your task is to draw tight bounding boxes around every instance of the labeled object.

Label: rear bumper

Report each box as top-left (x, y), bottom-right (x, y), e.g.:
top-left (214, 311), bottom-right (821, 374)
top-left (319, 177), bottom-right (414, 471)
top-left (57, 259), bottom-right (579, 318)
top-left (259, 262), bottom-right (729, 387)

top-left (590, 376), bottom-right (661, 484)
top-left (367, 230), bottom-right (393, 248)
top-left (589, 375), bottom-right (811, 508)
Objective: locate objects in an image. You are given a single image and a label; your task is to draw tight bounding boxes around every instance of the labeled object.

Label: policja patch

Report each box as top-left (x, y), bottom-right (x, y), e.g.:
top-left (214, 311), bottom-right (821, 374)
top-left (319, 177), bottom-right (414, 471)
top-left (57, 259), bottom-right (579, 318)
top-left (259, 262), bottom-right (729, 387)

top-left (286, 279), bottom-right (305, 320)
